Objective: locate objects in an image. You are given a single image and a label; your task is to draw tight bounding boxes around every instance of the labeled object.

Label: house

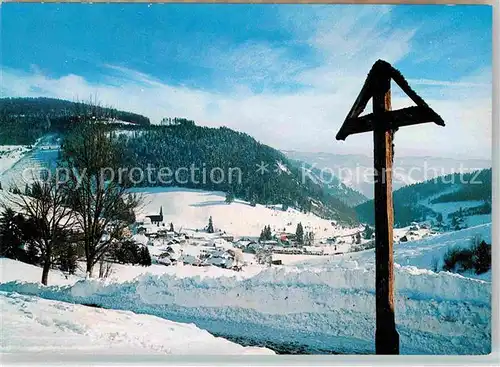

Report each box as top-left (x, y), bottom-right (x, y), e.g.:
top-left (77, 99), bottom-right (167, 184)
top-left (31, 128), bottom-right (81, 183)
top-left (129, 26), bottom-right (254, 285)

top-left (156, 229), bottom-right (175, 239)
top-left (260, 240), bottom-right (278, 245)
top-left (304, 246), bottom-right (324, 255)
top-left (272, 246), bottom-right (304, 255)
top-left (279, 232), bottom-right (296, 242)
top-left (146, 207), bottom-right (163, 225)
top-left (136, 226), bottom-right (147, 234)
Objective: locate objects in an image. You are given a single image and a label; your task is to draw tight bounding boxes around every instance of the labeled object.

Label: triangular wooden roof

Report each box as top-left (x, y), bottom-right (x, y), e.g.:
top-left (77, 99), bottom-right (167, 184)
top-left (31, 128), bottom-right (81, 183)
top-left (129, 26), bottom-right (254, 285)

top-left (336, 60), bottom-right (445, 141)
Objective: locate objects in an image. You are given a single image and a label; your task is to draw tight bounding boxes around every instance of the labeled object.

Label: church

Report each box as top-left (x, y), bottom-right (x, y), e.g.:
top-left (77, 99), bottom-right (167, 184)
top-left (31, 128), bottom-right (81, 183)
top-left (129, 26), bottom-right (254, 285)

top-left (146, 207), bottom-right (163, 225)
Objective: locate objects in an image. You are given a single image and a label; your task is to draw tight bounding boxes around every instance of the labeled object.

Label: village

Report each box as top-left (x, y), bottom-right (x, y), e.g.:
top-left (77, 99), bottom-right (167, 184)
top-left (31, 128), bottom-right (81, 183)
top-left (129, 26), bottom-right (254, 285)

top-left (133, 205), bottom-right (441, 272)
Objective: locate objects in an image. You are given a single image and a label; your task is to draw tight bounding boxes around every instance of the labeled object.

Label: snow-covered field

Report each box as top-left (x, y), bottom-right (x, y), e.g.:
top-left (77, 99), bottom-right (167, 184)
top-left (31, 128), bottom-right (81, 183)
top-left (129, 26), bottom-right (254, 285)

top-left (131, 187), bottom-right (361, 240)
top-left (0, 291), bottom-right (274, 355)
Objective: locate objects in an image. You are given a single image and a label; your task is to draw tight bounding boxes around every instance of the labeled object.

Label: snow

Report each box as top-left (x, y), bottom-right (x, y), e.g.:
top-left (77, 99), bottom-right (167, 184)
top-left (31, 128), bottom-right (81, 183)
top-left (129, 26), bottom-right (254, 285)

top-left (0, 258), bottom-right (490, 355)
top-left (464, 214), bottom-right (491, 228)
top-left (417, 195), bottom-right (492, 229)
top-left (0, 257), bottom-right (80, 286)
top-left (0, 291), bottom-right (274, 355)
top-left (0, 225), bottom-right (492, 355)
top-left (425, 200), bottom-right (486, 220)
top-left (129, 187), bottom-right (361, 240)
top-left (297, 223), bottom-right (492, 281)
top-left (0, 145), bottom-right (30, 176)
top-left (0, 137), bottom-right (60, 189)
top-left (0, 146), bottom-right (492, 355)
top-left (276, 160), bottom-right (291, 174)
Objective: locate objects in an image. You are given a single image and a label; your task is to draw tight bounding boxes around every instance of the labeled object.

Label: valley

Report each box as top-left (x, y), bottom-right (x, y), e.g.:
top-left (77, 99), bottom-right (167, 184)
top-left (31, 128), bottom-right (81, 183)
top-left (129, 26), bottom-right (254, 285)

top-left (0, 98), bottom-right (492, 356)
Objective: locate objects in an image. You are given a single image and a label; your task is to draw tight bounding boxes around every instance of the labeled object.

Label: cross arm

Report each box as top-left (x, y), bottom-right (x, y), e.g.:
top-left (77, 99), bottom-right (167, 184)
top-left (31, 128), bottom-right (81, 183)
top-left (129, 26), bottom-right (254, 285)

top-left (335, 106), bottom-right (445, 140)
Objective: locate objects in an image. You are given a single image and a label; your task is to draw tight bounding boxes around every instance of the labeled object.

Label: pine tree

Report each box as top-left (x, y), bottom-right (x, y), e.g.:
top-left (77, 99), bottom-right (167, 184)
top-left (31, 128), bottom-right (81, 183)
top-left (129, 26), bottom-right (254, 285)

top-left (225, 192), bottom-right (234, 204)
top-left (169, 222), bottom-right (174, 232)
top-left (58, 244), bottom-right (78, 275)
top-left (355, 232), bottom-right (362, 244)
top-left (140, 246), bottom-right (152, 267)
top-left (295, 223), bottom-right (304, 245)
top-left (363, 225), bottom-right (374, 240)
top-left (473, 240), bottom-right (491, 275)
top-left (259, 228), bottom-right (265, 242)
top-left (207, 216), bottom-right (214, 233)
top-left (259, 225), bottom-right (272, 241)
top-left (265, 225), bottom-right (272, 240)
top-left (0, 208), bottom-right (26, 260)
top-left (304, 231), bottom-right (315, 246)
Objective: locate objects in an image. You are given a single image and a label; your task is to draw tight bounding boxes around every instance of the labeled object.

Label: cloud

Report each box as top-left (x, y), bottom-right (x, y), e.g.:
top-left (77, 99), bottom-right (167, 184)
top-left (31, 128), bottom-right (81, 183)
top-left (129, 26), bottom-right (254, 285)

top-left (0, 5), bottom-right (492, 160)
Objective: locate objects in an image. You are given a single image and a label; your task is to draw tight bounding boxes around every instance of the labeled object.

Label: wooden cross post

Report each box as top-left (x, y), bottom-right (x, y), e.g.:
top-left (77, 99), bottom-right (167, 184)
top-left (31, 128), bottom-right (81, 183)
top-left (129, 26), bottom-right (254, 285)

top-left (336, 60), bottom-right (444, 355)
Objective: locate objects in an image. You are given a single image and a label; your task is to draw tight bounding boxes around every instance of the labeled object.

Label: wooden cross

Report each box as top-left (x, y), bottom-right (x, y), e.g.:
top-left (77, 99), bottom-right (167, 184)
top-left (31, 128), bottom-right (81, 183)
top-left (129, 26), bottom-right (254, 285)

top-left (336, 60), bottom-right (444, 355)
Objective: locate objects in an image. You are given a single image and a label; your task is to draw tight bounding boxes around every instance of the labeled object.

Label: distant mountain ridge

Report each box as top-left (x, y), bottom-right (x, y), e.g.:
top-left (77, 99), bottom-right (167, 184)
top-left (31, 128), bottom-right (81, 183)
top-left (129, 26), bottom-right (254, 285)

top-left (294, 161), bottom-right (368, 207)
top-left (355, 168), bottom-right (492, 228)
top-left (283, 150), bottom-right (492, 198)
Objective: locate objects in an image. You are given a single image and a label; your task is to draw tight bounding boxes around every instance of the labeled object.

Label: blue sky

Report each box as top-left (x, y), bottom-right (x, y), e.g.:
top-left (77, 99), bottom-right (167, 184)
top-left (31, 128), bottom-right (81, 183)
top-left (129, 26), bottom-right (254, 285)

top-left (1, 4), bottom-right (492, 159)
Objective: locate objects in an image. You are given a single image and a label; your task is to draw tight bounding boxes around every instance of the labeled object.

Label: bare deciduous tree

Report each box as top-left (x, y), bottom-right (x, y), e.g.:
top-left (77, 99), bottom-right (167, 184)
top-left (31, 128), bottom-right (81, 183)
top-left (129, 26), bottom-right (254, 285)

top-left (62, 104), bottom-right (139, 277)
top-left (8, 176), bottom-right (75, 285)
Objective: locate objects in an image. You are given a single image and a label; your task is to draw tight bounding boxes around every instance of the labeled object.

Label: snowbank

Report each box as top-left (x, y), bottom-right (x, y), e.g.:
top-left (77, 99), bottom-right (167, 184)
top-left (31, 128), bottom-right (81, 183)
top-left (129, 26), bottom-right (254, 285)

top-left (0, 257), bottom-right (80, 286)
top-left (0, 261), bottom-right (490, 355)
top-left (0, 291), bottom-right (274, 355)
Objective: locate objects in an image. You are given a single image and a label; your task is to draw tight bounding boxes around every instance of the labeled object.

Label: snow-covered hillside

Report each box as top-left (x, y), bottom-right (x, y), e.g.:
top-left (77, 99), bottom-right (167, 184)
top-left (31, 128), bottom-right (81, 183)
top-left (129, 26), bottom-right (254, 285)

top-left (132, 187), bottom-right (361, 240)
top-left (423, 199), bottom-right (491, 228)
top-left (297, 223), bottom-right (492, 281)
top-left (0, 136), bottom-right (60, 188)
top-left (0, 291), bottom-right (273, 355)
top-left (0, 145), bottom-right (30, 176)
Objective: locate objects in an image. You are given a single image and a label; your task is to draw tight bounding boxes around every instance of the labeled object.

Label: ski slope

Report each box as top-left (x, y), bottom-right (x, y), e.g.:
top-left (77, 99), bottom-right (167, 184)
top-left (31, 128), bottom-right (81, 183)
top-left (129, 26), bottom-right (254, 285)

top-left (0, 137), bottom-right (60, 189)
top-left (0, 145), bottom-right (30, 176)
top-left (0, 291), bottom-right (274, 355)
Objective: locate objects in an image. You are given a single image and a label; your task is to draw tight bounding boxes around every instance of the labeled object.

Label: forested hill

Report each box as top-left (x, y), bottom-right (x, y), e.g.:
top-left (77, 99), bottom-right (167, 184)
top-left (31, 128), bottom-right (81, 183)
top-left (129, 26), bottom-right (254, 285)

top-left (110, 124), bottom-right (358, 224)
top-left (0, 97), bottom-right (150, 144)
top-left (355, 168), bottom-right (492, 227)
top-left (294, 162), bottom-right (368, 207)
